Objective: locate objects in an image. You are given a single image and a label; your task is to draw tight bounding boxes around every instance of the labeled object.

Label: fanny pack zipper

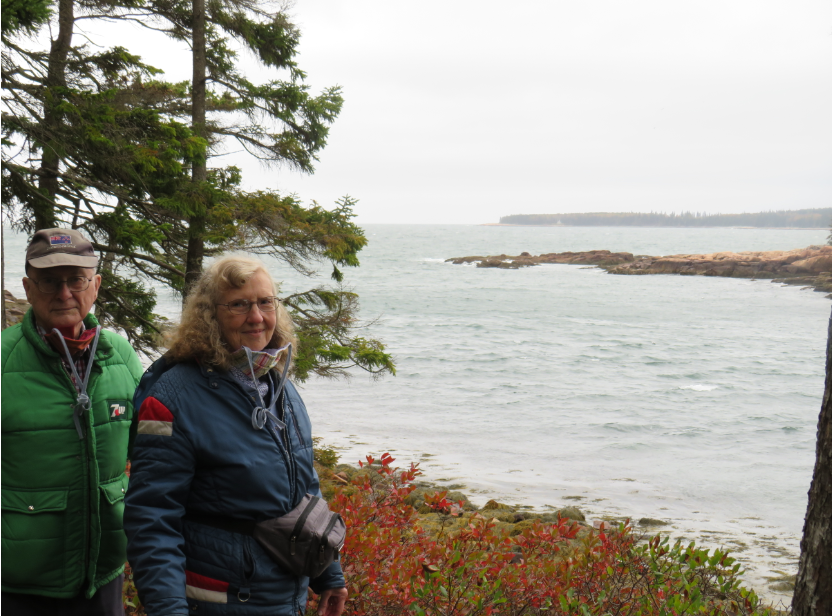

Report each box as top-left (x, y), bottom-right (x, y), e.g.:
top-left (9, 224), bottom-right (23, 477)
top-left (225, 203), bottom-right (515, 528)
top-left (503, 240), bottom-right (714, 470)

top-left (319, 512), bottom-right (343, 565)
top-left (289, 495), bottom-right (320, 556)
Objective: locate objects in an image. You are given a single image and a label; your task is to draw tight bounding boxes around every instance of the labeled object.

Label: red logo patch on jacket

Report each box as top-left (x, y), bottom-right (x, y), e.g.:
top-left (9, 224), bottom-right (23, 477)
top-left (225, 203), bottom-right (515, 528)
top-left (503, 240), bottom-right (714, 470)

top-left (137, 397), bottom-right (174, 436)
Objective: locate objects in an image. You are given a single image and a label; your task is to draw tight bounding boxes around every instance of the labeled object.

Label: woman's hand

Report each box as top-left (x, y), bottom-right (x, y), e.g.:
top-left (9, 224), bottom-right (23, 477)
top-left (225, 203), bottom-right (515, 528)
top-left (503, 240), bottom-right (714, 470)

top-left (317, 587), bottom-right (348, 616)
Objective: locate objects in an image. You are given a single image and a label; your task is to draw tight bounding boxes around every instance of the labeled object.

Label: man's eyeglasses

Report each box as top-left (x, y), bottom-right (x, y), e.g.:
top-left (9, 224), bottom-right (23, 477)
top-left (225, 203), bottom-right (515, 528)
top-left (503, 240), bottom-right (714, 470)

top-left (30, 276), bottom-right (93, 294)
top-left (216, 297), bottom-right (279, 315)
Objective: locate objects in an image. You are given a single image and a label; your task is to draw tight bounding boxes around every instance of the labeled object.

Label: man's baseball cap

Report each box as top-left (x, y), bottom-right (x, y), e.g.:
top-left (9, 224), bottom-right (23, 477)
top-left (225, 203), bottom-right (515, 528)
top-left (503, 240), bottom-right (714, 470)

top-left (26, 228), bottom-right (99, 269)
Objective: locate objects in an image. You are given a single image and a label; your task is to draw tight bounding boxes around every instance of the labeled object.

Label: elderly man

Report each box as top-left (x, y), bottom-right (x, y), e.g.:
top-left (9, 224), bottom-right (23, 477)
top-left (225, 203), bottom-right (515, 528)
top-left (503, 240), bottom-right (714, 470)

top-left (1, 228), bottom-right (143, 616)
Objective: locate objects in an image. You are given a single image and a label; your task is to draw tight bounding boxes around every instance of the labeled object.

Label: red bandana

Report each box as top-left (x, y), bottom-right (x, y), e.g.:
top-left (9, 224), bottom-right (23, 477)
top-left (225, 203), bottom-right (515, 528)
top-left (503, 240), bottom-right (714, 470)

top-left (45, 327), bottom-right (97, 357)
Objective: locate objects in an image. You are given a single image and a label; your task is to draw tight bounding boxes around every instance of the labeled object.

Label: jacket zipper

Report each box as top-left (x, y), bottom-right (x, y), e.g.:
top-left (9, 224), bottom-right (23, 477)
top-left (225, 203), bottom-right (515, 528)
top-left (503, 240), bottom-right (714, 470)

top-left (227, 375), bottom-right (299, 508)
top-left (55, 355), bottom-right (92, 591)
top-left (269, 391), bottom-right (297, 504)
top-left (288, 397), bottom-right (305, 447)
top-left (81, 431), bottom-right (91, 589)
top-left (82, 364), bottom-right (102, 592)
top-left (267, 420), bottom-right (292, 484)
top-left (282, 392), bottom-right (298, 505)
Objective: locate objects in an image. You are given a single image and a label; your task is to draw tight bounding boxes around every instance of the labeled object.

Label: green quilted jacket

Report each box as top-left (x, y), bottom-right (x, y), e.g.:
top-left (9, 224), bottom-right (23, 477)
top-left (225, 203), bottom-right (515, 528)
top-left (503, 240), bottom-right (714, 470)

top-left (1, 309), bottom-right (143, 598)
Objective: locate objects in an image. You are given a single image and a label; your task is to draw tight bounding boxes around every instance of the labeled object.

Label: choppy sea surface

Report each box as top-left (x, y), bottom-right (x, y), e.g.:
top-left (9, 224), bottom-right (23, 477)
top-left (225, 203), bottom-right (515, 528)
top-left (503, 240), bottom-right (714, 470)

top-left (4, 224), bottom-right (830, 604)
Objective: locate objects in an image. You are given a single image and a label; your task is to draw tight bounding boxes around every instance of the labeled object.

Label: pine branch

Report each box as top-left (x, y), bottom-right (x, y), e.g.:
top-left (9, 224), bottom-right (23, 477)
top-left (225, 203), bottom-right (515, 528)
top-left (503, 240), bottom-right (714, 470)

top-left (90, 242), bottom-right (184, 278)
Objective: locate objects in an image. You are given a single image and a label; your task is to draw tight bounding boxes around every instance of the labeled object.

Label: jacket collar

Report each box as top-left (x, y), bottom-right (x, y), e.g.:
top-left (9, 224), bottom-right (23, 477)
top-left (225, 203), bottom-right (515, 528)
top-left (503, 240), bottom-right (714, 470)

top-left (21, 308), bottom-right (113, 361)
top-left (197, 361), bottom-right (253, 394)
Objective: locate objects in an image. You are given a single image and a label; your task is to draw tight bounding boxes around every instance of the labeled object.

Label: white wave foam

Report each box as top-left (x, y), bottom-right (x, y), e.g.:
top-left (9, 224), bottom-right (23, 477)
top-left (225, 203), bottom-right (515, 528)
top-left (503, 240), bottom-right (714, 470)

top-left (678, 384), bottom-right (718, 391)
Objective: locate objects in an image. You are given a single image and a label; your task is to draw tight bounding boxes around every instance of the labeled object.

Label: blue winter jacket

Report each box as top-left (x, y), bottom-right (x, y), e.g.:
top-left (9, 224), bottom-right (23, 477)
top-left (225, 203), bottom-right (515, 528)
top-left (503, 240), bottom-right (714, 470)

top-left (123, 357), bottom-right (345, 615)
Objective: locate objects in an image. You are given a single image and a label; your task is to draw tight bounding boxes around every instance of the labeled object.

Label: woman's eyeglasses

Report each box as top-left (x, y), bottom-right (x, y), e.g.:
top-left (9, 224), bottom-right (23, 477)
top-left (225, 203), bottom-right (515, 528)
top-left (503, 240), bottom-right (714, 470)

top-left (216, 297), bottom-right (279, 315)
top-left (30, 276), bottom-right (93, 294)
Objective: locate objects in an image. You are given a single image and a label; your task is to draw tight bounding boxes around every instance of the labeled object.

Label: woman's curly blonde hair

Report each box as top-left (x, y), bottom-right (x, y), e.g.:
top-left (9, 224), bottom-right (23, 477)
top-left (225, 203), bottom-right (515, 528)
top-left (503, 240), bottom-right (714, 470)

top-left (166, 256), bottom-right (297, 372)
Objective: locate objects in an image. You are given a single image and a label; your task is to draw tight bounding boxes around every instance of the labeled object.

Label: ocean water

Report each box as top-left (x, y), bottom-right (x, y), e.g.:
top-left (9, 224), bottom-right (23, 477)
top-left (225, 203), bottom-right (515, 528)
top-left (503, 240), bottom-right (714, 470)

top-left (4, 224), bottom-right (830, 603)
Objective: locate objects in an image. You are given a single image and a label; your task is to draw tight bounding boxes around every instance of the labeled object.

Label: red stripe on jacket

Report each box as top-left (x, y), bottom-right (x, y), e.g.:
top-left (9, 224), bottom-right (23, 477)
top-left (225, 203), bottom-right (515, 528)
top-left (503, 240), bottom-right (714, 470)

top-left (138, 397), bottom-right (174, 423)
top-left (185, 570), bottom-right (229, 592)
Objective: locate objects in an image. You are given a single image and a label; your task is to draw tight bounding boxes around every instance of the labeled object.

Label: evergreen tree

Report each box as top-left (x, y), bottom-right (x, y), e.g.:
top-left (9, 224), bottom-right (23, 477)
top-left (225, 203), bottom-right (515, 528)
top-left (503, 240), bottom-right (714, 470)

top-left (3, 0), bottom-right (201, 350)
top-left (1, 0), bottom-right (395, 379)
top-left (1, 0), bottom-right (51, 35)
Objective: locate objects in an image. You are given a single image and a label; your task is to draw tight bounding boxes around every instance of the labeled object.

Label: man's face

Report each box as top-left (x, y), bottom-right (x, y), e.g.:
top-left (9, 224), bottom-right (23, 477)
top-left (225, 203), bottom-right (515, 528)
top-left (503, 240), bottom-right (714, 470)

top-left (22, 265), bottom-right (102, 336)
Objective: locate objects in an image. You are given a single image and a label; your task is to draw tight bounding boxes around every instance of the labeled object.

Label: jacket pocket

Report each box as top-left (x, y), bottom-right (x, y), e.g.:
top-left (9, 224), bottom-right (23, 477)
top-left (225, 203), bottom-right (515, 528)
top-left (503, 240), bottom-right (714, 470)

top-left (97, 473), bottom-right (129, 575)
top-left (100, 473), bottom-right (128, 506)
top-left (1, 488), bottom-right (70, 589)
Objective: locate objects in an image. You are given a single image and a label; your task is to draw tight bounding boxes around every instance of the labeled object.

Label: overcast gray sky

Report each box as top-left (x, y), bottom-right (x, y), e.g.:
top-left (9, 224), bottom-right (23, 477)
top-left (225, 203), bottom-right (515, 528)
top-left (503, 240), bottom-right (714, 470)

top-left (86, 1), bottom-right (832, 224)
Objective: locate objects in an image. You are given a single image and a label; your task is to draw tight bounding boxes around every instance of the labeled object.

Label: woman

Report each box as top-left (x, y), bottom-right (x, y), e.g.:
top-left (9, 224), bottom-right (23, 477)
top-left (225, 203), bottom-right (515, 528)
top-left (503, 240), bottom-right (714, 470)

top-left (124, 256), bottom-right (348, 616)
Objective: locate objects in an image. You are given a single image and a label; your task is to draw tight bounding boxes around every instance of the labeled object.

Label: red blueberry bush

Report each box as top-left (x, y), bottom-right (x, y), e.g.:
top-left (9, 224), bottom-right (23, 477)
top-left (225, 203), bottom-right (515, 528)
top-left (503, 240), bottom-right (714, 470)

top-left (308, 453), bottom-right (775, 616)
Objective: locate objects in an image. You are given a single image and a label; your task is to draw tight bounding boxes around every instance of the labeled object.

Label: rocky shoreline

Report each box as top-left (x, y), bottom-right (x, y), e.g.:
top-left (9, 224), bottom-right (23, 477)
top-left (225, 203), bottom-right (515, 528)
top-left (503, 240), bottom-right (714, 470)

top-left (2, 290), bottom-right (30, 327)
top-left (447, 245), bottom-right (832, 295)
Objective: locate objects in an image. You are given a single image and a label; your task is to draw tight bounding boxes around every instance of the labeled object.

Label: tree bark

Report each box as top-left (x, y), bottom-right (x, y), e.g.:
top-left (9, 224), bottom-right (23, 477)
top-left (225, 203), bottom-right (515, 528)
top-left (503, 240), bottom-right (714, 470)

top-left (792, 308), bottom-right (832, 615)
top-left (184, 0), bottom-right (207, 299)
top-left (36, 0), bottom-right (74, 230)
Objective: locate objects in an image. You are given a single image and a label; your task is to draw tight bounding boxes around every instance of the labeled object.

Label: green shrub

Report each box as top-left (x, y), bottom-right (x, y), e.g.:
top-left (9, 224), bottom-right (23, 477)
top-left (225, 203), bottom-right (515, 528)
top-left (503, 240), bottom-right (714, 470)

top-left (313, 436), bottom-right (340, 468)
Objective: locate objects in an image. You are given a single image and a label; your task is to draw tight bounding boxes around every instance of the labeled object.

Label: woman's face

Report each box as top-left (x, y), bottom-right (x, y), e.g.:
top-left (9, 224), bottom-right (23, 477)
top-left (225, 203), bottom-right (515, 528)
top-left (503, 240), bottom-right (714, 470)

top-left (216, 271), bottom-right (277, 352)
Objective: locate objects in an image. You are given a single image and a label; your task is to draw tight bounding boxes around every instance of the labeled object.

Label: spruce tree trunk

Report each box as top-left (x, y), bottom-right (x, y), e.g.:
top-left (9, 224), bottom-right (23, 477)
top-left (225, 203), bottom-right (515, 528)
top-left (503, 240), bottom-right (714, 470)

top-left (184, 0), bottom-right (207, 299)
top-left (792, 308), bottom-right (832, 615)
top-left (36, 0), bottom-right (74, 230)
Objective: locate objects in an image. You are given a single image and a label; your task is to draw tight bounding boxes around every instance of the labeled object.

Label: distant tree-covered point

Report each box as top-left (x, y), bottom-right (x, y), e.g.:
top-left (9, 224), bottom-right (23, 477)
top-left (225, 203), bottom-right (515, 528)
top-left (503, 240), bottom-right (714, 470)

top-left (499, 208), bottom-right (832, 228)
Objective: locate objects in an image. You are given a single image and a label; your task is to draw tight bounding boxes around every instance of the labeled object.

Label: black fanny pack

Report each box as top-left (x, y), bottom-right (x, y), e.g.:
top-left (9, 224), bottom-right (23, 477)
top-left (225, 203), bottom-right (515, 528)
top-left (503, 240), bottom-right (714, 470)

top-left (186, 494), bottom-right (346, 579)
